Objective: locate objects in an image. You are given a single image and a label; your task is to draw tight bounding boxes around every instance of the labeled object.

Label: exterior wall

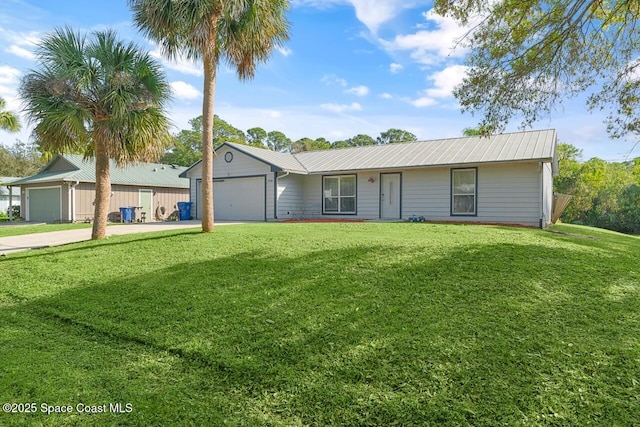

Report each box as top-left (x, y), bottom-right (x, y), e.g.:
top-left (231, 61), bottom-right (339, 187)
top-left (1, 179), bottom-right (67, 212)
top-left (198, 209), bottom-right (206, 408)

top-left (298, 172), bottom-right (385, 219)
top-left (404, 162), bottom-right (542, 226)
top-left (74, 182), bottom-right (188, 222)
top-left (184, 147), bottom-right (551, 227)
top-left (185, 146), bottom-right (275, 220)
top-left (19, 181), bottom-right (69, 222)
top-left (292, 162), bottom-right (546, 227)
top-left (276, 173), bottom-right (304, 219)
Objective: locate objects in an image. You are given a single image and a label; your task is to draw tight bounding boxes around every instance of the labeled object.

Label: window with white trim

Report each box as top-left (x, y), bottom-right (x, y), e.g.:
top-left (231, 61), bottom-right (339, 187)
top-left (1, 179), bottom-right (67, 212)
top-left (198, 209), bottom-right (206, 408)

top-left (323, 175), bottom-right (356, 214)
top-left (451, 168), bottom-right (477, 215)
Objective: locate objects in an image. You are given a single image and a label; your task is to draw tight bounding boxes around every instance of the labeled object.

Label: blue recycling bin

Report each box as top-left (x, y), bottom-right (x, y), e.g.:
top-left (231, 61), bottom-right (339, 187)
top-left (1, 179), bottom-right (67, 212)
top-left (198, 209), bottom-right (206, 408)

top-left (119, 206), bottom-right (135, 223)
top-left (177, 202), bottom-right (192, 220)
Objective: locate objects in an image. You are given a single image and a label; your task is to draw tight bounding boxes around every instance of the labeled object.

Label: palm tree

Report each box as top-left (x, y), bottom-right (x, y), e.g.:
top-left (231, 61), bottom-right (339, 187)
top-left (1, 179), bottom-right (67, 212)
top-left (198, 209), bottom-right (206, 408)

top-left (129, 0), bottom-right (290, 232)
top-left (20, 27), bottom-right (172, 239)
top-left (0, 96), bottom-right (20, 132)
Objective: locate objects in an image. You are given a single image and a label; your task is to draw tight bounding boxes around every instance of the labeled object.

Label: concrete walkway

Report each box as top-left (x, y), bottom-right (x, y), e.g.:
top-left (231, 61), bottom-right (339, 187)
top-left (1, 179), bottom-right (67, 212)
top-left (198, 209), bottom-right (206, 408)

top-left (0, 221), bottom-right (240, 256)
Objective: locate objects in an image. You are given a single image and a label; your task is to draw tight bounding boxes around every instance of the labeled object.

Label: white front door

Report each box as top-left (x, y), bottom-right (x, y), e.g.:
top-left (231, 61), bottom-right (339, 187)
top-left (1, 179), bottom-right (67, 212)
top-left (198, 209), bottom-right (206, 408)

top-left (380, 173), bottom-right (401, 219)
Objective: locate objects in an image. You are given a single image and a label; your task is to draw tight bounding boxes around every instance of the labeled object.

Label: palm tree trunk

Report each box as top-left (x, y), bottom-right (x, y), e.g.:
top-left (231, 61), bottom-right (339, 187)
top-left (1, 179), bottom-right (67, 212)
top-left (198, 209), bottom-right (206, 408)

top-left (92, 137), bottom-right (111, 239)
top-left (201, 50), bottom-right (216, 233)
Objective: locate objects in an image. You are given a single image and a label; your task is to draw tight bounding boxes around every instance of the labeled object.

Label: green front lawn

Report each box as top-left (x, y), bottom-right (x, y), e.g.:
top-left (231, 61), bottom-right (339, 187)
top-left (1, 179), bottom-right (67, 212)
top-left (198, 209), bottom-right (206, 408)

top-left (1, 223), bottom-right (638, 425)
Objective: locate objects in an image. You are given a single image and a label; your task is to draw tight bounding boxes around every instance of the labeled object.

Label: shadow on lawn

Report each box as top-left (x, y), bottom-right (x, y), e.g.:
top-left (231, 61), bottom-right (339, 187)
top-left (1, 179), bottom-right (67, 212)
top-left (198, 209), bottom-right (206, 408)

top-left (6, 234), bottom-right (640, 425)
top-left (0, 229), bottom-right (203, 263)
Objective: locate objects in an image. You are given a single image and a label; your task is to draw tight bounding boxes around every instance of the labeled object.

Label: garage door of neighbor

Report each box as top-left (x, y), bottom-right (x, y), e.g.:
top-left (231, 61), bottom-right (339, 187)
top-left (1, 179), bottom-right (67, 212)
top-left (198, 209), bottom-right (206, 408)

top-left (28, 187), bottom-right (62, 223)
top-left (214, 176), bottom-right (266, 221)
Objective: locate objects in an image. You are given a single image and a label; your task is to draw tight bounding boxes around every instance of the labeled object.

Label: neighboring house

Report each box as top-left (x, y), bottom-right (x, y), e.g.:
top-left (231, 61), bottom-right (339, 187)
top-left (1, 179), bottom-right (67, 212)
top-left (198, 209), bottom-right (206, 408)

top-left (12, 154), bottom-right (189, 223)
top-left (0, 177), bottom-right (21, 215)
top-left (181, 129), bottom-right (558, 228)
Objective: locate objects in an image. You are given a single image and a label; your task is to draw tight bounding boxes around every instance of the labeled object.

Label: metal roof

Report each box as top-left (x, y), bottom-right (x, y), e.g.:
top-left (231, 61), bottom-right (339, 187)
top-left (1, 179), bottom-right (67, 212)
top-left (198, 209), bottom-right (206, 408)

top-left (11, 154), bottom-right (189, 188)
top-left (179, 129), bottom-right (557, 176)
top-left (295, 129), bottom-right (557, 173)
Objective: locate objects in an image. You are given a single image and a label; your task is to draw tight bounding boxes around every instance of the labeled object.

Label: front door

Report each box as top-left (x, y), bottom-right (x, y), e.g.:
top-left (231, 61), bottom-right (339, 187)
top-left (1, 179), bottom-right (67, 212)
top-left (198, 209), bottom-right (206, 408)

top-left (139, 189), bottom-right (153, 222)
top-left (380, 173), bottom-right (401, 219)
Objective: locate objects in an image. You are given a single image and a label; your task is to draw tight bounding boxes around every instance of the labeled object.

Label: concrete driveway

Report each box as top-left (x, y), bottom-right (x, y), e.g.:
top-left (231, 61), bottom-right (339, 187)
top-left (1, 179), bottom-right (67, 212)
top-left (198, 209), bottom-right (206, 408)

top-left (0, 221), bottom-right (241, 256)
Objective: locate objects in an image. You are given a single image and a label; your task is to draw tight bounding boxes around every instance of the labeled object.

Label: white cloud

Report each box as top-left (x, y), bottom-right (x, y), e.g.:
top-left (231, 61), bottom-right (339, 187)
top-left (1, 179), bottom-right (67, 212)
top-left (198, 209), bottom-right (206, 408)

top-left (0, 65), bottom-right (21, 86)
top-left (425, 64), bottom-right (469, 98)
top-left (321, 74), bottom-right (348, 87)
top-left (320, 102), bottom-right (362, 113)
top-left (0, 28), bottom-right (40, 47)
top-left (149, 43), bottom-right (203, 76)
top-left (170, 81), bottom-right (202, 100)
top-left (348, 0), bottom-right (432, 34)
top-left (0, 65), bottom-right (21, 107)
top-left (292, 0), bottom-right (431, 34)
top-left (277, 46), bottom-right (293, 57)
top-left (344, 85), bottom-right (369, 96)
top-left (349, 0), bottom-right (405, 34)
top-left (410, 96), bottom-right (437, 108)
top-left (409, 64), bottom-right (469, 108)
top-left (379, 92), bottom-right (393, 99)
top-left (381, 9), bottom-right (472, 65)
top-left (390, 63), bottom-right (403, 74)
top-left (6, 45), bottom-right (35, 60)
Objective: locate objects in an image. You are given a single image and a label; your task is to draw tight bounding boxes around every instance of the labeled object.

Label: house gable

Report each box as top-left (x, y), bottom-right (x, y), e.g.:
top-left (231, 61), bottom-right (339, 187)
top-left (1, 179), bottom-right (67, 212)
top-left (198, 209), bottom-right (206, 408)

top-left (46, 156), bottom-right (81, 173)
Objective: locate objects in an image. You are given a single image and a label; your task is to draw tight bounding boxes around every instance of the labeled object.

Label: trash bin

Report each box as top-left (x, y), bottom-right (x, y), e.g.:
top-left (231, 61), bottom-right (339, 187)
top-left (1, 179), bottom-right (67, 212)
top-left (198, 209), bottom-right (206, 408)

top-left (119, 206), bottom-right (135, 223)
top-left (176, 202), bottom-right (192, 221)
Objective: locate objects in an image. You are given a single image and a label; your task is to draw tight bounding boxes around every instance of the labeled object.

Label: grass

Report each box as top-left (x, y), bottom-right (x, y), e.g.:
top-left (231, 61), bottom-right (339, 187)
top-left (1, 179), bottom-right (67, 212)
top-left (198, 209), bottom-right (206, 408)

top-left (0, 222), bottom-right (638, 426)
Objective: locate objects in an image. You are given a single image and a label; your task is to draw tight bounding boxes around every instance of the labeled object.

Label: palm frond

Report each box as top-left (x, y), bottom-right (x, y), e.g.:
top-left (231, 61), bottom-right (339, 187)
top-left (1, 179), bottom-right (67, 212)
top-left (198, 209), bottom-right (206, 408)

top-left (0, 96), bottom-right (21, 132)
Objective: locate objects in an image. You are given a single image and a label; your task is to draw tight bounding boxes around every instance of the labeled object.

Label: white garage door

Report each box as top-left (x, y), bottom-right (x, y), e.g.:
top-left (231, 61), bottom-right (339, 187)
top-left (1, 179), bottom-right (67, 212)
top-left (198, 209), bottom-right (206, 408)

top-left (213, 176), bottom-right (266, 221)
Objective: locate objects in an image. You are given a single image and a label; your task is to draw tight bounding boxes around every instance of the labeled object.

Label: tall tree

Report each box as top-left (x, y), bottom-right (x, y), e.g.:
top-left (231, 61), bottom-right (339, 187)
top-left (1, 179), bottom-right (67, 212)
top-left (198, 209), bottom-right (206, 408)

top-left (20, 27), bottom-right (172, 239)
top-left (266, 130), bottom-right (291, 152)
top-left (213, 115), bottom-right (246, 146)
top-left (434, 0), bottom-right (640, 137)
top-left (129, 0), bottom-right (290, 232)
top-left (347, 134), bottom-right (376, 147)
top-left (0, 141), bottom-right (44, 176)
top-left (246, 127), bottom-right (267, 147)
top-left (291, 137), bottom-right (331, 153)
top-left (161, 116), bottom-right (204, 166)
top-left (377, 128), bottom-right (417, 145)
top-left (0, 96), bottom-right (20, 132)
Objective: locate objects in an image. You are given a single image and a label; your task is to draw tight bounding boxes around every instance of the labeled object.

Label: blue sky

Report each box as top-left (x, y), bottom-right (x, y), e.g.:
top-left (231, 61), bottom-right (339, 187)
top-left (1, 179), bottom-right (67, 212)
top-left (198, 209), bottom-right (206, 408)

top-left (0, 0), bottom-right (637, 161)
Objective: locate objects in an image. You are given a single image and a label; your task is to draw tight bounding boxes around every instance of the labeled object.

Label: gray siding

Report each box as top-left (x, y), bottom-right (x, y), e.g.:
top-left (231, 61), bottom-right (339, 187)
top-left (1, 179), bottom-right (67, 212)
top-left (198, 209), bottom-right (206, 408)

top-left (293, 162), bottom-right (545, 226)
top-left (403, 162), bottom-right (542, 226)
top-left (276, 173), bottom-right (304, 219)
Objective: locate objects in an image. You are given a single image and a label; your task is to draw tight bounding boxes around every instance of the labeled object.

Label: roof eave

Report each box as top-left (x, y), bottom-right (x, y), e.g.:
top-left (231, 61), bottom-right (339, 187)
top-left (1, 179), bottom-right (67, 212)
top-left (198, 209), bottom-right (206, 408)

top-left (306, 157), bottom-right (554, 175)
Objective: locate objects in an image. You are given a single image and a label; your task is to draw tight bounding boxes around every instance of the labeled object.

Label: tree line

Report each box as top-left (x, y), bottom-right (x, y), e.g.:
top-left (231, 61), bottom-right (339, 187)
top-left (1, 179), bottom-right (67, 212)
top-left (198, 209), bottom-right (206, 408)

top-left (159, 114), bottom-right (418, 166)
top-left (555, 143), bottom-right (640, 234)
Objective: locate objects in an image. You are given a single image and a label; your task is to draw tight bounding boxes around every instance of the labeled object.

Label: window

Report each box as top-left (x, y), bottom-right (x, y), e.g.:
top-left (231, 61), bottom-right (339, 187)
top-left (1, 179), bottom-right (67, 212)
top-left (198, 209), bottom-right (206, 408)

top-left (451, 168), bottom-right (477, 215)
top-left (323, 175), bottom-right (356, 214)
